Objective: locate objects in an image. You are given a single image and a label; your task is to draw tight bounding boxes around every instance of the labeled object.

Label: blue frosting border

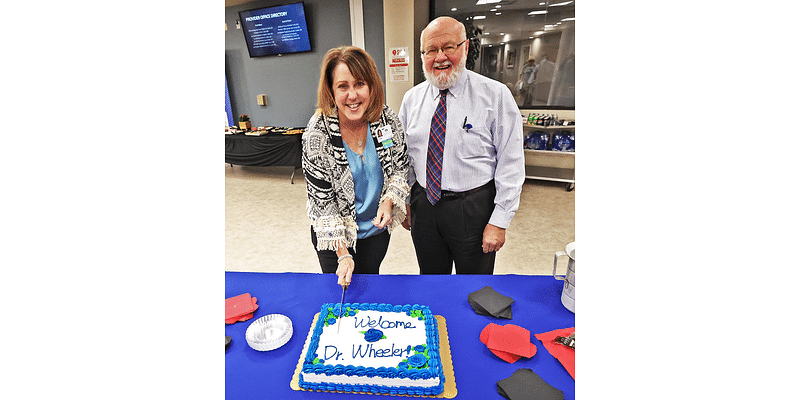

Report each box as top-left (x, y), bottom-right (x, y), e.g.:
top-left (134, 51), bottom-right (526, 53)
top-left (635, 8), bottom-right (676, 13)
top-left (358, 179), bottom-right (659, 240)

top-left (299, 303), bottom-right (445, 396)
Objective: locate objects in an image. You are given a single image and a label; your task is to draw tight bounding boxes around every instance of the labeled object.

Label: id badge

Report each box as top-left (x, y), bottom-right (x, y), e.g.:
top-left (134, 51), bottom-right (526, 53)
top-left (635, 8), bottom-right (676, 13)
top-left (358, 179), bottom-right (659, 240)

top-left (376, 125), bottom-right (394, 149)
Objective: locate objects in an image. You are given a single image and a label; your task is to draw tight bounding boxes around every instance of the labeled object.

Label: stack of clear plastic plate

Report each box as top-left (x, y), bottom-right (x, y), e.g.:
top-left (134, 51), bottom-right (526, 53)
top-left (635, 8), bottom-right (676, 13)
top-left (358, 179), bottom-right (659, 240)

top-left (245, 314), bottom-right (293, 351)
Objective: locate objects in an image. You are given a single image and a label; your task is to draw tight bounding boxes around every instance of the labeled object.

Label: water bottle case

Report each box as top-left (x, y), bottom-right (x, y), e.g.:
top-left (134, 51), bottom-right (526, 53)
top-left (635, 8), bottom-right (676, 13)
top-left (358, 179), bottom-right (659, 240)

top-left (524, 131), bottom-right (550, 150)
top-left (524, 132), bottom-right (536, 149)
top-left (552, 130), bottom-right (575, 152)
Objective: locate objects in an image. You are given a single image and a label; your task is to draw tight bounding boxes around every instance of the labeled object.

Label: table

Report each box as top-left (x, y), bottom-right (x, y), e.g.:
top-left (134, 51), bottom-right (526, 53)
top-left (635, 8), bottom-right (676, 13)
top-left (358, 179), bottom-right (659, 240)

top-left (225, 133), bottom-right (303, 183)
top-left (225, 272), bottom-right (575, 399)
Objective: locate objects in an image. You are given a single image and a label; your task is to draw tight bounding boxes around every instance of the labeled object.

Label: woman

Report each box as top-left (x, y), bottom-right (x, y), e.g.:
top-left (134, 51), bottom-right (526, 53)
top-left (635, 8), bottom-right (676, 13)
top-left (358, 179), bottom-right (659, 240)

top-left (302, 46), bottom-right (409, 288)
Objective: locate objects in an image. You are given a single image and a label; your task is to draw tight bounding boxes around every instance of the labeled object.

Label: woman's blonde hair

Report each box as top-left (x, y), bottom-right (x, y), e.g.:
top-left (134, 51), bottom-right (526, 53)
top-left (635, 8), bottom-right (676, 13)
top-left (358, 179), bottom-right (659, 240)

top-left (317, 46), bottom-right (385, 123)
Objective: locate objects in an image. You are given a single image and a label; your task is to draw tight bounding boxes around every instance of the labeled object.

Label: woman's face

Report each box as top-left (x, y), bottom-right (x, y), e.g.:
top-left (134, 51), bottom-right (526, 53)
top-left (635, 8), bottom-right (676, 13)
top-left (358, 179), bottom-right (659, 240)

top-left (332, 62), bottom-right (370, 124)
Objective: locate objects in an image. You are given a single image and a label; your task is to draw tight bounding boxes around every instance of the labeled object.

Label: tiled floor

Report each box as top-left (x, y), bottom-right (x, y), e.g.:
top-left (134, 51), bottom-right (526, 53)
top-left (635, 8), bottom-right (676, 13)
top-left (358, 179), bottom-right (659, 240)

top-left (225, 164), bottom-right (574, 275)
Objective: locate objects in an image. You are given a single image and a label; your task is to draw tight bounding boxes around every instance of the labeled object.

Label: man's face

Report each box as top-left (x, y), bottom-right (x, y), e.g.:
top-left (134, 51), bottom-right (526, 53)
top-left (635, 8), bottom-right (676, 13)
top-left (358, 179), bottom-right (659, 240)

top-left (422, 25), bottom-right (467, 90)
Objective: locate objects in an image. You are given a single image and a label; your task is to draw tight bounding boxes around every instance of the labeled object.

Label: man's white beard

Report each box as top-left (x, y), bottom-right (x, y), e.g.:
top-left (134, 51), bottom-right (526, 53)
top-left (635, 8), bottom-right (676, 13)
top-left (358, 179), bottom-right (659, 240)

top-left (424, 56), bottom-right (466, 90)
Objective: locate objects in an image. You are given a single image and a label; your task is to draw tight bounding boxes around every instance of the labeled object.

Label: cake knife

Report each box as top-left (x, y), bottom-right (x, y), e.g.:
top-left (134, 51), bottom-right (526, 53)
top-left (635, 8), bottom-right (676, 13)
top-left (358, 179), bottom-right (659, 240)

top-left (337, 284), bottom-right (347, 334)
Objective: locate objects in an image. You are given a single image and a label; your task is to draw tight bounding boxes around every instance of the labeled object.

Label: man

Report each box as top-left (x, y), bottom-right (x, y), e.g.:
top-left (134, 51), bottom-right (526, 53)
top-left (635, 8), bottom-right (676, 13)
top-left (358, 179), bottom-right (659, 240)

top-left (520, 58), bottom-right (538, 106)
top-left (398, 16), bottom-right (525, 274)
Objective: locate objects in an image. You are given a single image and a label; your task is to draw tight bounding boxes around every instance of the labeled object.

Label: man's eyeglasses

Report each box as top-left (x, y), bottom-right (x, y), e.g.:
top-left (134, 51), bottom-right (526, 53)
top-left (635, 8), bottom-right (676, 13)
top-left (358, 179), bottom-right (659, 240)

top-left (421, 40), bottom-right (466, 59)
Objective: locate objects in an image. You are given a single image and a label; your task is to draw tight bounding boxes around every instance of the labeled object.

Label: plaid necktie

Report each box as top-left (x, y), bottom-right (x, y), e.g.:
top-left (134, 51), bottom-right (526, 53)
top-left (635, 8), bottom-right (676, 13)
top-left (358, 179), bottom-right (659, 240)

top-left (426, 89), bottom-right (448, 205)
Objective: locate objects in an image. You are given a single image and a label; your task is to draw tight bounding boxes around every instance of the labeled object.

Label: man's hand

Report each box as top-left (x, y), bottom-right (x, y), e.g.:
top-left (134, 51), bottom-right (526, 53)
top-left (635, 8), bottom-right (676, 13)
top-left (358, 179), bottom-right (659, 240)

top-left (401, 204), bottom-right (412, 231)
top-left (482, 224), bottom-right (506, 253)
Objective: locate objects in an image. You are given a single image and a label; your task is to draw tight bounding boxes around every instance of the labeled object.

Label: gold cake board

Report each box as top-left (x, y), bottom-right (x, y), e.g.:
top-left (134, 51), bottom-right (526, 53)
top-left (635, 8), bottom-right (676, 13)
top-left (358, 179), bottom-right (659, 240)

top-left (291, 313), bottom-right (457, 398)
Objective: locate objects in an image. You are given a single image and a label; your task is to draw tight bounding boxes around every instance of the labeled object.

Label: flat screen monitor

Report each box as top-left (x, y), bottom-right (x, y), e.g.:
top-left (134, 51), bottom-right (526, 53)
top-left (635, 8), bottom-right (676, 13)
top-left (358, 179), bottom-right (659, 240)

top-left (238, 2), bottom-right (312, 57)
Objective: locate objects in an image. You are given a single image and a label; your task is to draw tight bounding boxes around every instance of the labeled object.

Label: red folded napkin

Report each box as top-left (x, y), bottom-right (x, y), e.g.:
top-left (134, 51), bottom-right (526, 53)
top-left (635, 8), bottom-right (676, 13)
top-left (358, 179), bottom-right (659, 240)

top-left (225, 293), bottom-right (258, 324)
top-left (534, 327), bottom-right (575, 379)
top-left (480, 323), bottom-right (537, 363)
top-left (225, 312), bottom-right (254, 324)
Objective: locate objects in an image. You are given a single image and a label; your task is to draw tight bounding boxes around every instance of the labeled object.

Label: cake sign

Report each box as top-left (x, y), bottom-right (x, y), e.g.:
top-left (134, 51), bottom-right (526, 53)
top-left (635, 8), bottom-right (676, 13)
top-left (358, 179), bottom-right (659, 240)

top-left (322, 343), bottom-right (414, 362)
top-left (354, 315), bottom-right (417, 330)
top-left (319, 314), bottom-right (422, 362)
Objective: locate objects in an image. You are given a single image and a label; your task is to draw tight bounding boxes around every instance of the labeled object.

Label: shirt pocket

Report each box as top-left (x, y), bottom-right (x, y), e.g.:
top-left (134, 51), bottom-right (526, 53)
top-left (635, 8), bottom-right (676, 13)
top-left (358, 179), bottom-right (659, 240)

top-left (455, 110), bottom-right (494, 159)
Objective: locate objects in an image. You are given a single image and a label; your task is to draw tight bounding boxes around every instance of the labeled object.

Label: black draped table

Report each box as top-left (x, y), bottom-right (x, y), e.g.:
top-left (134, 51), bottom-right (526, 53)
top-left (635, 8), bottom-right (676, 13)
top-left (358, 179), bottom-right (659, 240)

top-left (225, 272), bottom-right (575, 399)
top-left (225, 132), bottom-right (303, 182)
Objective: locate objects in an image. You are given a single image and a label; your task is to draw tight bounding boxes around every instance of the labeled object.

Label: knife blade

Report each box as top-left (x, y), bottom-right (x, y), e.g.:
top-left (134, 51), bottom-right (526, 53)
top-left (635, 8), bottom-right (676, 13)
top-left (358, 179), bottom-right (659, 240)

top-left (337, 284), bottom-right (347, 334)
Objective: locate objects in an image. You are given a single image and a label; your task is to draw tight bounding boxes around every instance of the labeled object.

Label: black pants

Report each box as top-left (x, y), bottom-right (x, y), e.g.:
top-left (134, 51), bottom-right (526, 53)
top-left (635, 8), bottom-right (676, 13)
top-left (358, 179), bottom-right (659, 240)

top-left (410, 181), bottom-right (496, 274)
top-left (311, 226), bottom-right (390, 274)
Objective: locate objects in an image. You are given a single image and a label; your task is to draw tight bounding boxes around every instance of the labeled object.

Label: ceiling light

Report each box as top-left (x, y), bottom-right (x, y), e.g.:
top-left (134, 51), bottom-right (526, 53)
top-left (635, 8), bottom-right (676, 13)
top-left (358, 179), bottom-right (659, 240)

top-left (534, 31), bottom-right (544, 35)
top-left (496, 12), bottom-right (502, 15)
top-left (451, 8), bottom-right (457, 11)
top-left (550, 1), bottom-right (573, 6)
top-left (561, 17), bottom-right (575, 21)
top-left (490, 8), bottom-right (497, 11)
top-left (528, 10), bottom-right (547, 15)
top-left (476, 0), bottom-right (501, 5)
top-left (473, 15), bottom-right (486, 20)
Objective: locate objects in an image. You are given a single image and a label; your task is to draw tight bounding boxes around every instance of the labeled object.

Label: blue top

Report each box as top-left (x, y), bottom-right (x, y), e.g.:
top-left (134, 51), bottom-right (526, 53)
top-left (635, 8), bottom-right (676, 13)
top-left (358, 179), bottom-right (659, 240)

top-left (343, 125), bottom-right (385, 239)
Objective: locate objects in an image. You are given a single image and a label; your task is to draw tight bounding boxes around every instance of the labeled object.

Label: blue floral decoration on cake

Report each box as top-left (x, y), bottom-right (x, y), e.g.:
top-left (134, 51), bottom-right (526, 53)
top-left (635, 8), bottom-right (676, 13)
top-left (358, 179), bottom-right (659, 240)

top-left (407, 354), bottom-right (427, 368)
top-left (362, 328), bottom-right (386, 342)
top-left (398, 343), bottom-right (430, 370)
top-left (322, 306), bottom-right (359, 327)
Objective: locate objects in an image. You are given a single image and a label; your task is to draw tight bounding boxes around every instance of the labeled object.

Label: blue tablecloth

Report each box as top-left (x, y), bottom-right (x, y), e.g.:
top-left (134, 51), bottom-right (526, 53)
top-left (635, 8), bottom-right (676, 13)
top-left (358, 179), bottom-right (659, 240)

top-left (225, 272), bottom-right (575, 399)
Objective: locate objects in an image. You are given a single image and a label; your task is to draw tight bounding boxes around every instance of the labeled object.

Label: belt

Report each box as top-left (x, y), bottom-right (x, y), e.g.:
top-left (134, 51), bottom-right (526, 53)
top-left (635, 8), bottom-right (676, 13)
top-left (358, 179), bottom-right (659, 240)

top-left (440, 180), bottom-right (494, 200)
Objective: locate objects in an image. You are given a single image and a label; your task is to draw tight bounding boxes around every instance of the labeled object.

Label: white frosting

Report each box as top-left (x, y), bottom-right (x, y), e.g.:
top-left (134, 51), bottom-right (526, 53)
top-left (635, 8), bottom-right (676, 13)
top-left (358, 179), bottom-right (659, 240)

top-left (316, 310), bottom-right (423, 368)
top-left (301, 309), bottom-right (440, 388)
top-left (301, 370), bottom-right (439, 388)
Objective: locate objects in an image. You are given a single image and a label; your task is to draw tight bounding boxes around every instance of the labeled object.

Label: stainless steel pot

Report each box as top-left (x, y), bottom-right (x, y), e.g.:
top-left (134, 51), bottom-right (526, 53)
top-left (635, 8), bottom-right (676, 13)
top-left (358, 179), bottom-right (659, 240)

top-left (553, 242), bottom-right (575, 313)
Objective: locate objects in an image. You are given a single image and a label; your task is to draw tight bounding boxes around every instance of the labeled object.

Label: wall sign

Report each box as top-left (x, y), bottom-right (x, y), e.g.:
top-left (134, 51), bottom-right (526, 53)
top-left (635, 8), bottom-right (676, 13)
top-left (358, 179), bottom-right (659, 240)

top-left (388, 47), bottom-right (409, 83)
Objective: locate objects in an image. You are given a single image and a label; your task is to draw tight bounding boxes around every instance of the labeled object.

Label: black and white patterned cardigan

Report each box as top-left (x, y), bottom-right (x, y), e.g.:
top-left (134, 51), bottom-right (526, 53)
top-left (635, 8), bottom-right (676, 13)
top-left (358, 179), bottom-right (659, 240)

top-left (302, 105), bottom-right (409, 251)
